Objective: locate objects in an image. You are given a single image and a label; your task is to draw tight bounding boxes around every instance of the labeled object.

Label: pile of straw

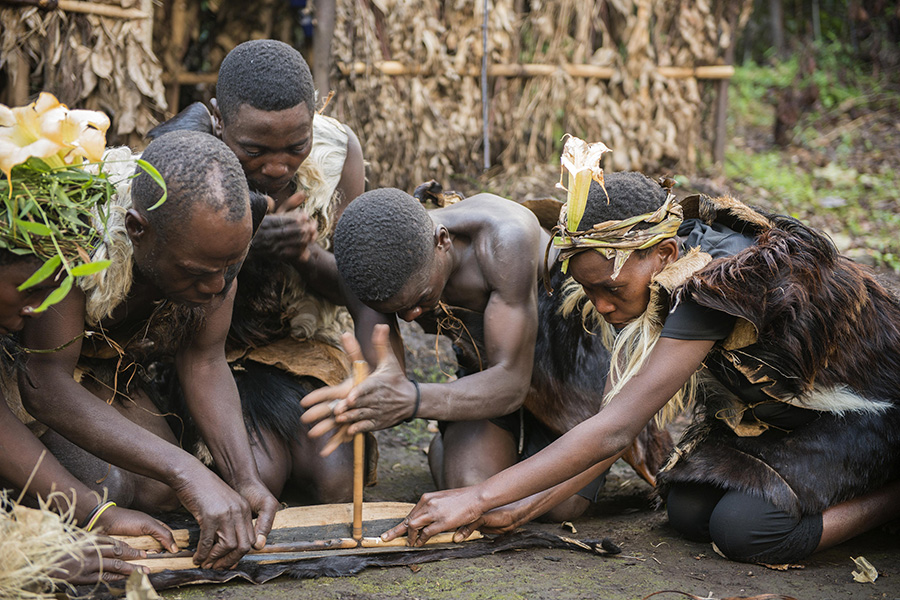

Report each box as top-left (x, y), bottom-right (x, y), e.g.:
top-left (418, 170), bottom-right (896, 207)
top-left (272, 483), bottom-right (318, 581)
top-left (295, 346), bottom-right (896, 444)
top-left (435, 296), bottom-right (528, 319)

top-left (0, 1), bottom-right (166, 147)
top-left (0, 490), bottom-right (96, 600)
top-left (330, 0), bottom-right (753, 190)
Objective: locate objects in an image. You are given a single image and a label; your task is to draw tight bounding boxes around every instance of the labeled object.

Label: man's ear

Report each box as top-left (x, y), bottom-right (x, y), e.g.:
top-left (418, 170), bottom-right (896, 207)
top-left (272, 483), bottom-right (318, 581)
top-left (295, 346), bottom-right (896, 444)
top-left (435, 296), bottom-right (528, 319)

top-left (434, 225), bottom-right (452, 252)
top-left (125, 209), bottom-right (150, 247)
top-left (210, 99), bottom-right (224, 137)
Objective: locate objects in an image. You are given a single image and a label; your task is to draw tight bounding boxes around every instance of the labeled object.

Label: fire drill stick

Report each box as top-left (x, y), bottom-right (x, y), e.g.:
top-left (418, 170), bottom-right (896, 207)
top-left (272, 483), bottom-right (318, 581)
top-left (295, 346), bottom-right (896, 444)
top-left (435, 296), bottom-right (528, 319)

top-left (352, 360), bottom-right (367, 542)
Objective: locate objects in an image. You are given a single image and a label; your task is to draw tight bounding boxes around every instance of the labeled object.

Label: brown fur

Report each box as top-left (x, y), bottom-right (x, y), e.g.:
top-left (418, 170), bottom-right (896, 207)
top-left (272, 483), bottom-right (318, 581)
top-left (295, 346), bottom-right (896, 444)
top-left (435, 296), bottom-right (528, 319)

top-left (659, 210), bottom-right (900, 516)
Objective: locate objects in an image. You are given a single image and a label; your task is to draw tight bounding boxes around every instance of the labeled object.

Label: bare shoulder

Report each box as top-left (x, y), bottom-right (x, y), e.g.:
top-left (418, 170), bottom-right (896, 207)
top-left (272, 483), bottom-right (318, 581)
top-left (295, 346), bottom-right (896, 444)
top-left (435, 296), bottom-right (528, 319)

top-left (441, 194), bottom-right (541, 243)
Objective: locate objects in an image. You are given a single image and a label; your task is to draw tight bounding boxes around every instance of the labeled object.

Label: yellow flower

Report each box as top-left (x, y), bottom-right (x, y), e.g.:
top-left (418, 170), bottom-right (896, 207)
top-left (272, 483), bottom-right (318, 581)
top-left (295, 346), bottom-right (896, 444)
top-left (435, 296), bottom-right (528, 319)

top-left (0, 92), bottom-right (110, 183)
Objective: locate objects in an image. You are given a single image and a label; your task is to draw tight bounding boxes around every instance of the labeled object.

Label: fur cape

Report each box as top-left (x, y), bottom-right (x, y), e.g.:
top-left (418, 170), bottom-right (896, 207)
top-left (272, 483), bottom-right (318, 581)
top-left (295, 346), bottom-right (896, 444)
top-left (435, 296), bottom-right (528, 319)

top-left (657, 196), bottom-right (900, 517)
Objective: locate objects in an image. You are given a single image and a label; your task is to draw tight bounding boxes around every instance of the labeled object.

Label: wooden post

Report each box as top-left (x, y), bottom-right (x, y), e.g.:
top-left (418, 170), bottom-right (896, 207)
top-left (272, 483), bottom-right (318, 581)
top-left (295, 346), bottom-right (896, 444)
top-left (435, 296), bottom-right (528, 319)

top-left (313, 0), bottom-right (336, 97)
top-left (351, 361), bottom-right (367, 542)
top-left (11, 51), bottom-right (30, 106)
top-left (713, 44), bottom-right (735, 168)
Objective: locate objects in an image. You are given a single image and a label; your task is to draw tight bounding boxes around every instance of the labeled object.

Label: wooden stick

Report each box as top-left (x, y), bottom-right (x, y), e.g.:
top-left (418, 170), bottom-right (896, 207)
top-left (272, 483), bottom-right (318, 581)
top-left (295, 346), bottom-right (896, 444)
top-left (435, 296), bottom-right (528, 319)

top-left (57, 0), bottom-right (148, 19)
top-left (113, 502), bottom-right (421, 553)
top-left (128, 532), bottom-right (483, 573)
top-left (351, 360), bottom-right (367, 542)
top-left (110, 529), bottom-right (191, 551)
top-left (336, 61), bottom-right (734, 80)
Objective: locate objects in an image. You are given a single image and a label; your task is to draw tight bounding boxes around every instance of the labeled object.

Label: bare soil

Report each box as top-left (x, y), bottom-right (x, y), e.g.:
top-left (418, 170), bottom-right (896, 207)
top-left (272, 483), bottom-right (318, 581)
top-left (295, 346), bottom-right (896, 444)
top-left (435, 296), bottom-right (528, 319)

top-left (159, 416), bottom-right (899, 600)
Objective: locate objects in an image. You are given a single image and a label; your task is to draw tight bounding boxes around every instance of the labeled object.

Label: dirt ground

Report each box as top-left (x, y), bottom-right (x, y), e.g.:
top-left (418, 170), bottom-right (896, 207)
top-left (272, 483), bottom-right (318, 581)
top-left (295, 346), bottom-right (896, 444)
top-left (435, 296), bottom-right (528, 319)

top-left (157, 422), bottom-right (899, 600)
top-left (157, 323), bottom-right (900, 600)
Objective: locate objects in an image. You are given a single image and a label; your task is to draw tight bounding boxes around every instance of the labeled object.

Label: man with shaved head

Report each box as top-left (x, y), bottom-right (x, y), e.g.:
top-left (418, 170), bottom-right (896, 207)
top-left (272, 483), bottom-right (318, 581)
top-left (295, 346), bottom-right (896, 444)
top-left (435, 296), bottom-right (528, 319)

top-left (19, 130), bottom-right (278, 570)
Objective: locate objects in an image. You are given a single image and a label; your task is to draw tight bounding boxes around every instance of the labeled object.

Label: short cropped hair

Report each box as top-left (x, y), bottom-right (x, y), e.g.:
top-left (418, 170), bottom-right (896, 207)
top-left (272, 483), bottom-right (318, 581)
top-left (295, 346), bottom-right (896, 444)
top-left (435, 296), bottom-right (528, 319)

top-left (334, 188), bottom-right (435, 304)
top-left (216, 40), bottom-right (315, 124)
top-left (133, 130), bottom-right (249, 238)
top-left (578, 172), bottom-right (668, 231)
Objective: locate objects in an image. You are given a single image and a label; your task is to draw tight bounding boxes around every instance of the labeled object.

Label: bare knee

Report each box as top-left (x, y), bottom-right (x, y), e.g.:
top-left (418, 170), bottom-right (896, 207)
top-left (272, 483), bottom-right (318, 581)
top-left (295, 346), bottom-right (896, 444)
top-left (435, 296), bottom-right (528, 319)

top-left (438, 420), bottom-right (517, 490)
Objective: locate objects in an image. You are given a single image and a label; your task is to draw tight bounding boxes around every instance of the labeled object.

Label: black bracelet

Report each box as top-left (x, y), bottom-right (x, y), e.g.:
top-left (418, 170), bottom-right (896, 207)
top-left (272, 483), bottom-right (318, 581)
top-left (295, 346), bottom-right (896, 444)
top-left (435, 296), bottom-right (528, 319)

top-left (81, 500), bottom-right (108, 529)
top-left (405, 379), bottom-right (421, 422)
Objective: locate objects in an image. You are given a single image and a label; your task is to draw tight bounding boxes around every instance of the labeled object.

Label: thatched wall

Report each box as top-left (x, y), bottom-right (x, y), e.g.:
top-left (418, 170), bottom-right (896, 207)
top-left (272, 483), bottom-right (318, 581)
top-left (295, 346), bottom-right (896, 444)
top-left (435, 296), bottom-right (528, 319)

top-left (0, 1), bottom-right (166, 147)
top-left (329, 0), bottom-right (752, 190)
top-left (3, 1), bottom-right (751, 187)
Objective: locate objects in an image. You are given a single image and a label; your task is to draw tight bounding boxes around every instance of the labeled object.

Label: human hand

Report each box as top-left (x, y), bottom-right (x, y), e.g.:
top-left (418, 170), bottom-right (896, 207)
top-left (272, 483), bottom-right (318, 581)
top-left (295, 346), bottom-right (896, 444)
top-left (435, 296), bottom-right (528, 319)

top-left (171, 465), bottom-right (258, 570)
top-left (274, 189), bottom-right (308, 214)
top-left (49, 535), bottom-right (150, 585)
top-left (380, 486), bottom-right (488, 547)
top-left (232, 479), bottom-right (279, 551)
top-left (252, 212), bottom-right (318, 263)
top-left (93, 505), bottom-right (179, 554)
top-left (301, 325), bottom-right (416, 454)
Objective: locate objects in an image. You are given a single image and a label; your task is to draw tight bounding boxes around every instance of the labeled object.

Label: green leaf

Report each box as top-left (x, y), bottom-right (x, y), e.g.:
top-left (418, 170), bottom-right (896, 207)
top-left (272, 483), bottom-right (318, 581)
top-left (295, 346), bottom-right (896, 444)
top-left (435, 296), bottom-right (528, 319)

top-left (136, 158), bottom-right (168, 210)
top-left (69, 260), bottom-right (111, 276)
top-left (17, 255), bottom-right (62, 291)
top-left (14, 218), bottom-right (54, 236)
top-left (31, 274), bottom-right (74, 313)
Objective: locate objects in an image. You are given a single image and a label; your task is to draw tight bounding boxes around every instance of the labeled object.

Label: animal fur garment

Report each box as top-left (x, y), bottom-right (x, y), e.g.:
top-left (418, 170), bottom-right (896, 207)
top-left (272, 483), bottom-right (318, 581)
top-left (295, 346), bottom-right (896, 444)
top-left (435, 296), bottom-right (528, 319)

top-left (658, 197), bottom-right (900, 517)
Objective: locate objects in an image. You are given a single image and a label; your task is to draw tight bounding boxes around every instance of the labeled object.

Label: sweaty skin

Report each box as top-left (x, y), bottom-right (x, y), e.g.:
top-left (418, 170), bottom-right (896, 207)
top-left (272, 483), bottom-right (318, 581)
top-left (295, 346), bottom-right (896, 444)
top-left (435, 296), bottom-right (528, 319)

top-left (301, 194), bottom-right (544, 447)
top-left (18, 207), bottom-right (278, 570)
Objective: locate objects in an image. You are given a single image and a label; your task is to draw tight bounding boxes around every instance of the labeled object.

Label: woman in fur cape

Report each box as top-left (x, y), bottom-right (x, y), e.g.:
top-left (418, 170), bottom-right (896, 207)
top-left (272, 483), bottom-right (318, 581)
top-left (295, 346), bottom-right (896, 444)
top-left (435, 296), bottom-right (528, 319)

top-left (382, 165), bottom-right (900, 564)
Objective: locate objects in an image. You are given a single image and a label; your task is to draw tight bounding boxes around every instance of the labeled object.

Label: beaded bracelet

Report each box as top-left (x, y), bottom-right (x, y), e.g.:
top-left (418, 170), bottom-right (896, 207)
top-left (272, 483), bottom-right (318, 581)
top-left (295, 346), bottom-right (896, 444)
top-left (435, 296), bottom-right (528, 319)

top-left (83, 501), bottom-right (116, 532)
top-left (404, 379), bottom-right (421, 422)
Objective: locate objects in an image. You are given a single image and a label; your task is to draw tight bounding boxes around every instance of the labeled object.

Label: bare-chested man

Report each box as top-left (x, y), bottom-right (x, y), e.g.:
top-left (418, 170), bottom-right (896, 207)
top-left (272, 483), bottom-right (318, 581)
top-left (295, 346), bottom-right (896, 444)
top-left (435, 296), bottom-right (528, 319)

top-left (301, 187), bottom-right (640, 521)
top-left (18, 130), bottom-right (278, 570)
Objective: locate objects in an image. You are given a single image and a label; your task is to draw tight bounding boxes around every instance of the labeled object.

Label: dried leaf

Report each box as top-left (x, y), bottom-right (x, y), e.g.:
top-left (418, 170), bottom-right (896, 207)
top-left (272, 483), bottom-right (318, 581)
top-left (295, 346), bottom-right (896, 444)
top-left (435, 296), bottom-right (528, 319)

top-left (851, 555), bottom-right (878, 583)
top-left (125, 570), bottom-right (161, 600)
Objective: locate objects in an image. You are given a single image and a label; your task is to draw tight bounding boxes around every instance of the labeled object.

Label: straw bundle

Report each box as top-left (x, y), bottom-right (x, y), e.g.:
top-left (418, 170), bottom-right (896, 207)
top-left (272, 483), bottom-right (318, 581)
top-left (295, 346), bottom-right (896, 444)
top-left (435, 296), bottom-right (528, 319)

top-left (330, 0), bottom-right (752, 190)
top-left (0, 1), bottom-right (166, 147)
top-left (0, 490), bottom-right (98, 600)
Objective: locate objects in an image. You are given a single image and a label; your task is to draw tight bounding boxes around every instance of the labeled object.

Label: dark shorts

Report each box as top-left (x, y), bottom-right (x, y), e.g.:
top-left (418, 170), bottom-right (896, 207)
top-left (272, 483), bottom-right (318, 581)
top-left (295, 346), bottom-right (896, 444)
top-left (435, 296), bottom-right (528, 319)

top-left (490, 408), bottom-right (608, 503)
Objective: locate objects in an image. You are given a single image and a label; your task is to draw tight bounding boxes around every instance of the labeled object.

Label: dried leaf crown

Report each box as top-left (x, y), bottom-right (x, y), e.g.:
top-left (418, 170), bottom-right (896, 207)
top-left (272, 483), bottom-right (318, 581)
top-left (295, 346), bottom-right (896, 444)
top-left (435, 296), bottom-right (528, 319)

top-left (551, 135), bottom-right (682, 280)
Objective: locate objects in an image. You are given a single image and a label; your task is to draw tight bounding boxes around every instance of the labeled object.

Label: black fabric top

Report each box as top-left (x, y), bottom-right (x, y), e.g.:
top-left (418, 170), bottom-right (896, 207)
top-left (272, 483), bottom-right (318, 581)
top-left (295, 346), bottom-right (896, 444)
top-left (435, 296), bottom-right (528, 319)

top-left (659, 219), bottom-right (756, 341)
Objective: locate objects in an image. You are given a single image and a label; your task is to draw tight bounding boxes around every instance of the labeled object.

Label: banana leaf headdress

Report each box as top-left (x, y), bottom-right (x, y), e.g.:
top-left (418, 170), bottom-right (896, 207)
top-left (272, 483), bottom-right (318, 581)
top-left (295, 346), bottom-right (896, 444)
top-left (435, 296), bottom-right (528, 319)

top-left (0, 93), bottom-right (164, 312)
top-left (551, 135), bottom-right (683, 280)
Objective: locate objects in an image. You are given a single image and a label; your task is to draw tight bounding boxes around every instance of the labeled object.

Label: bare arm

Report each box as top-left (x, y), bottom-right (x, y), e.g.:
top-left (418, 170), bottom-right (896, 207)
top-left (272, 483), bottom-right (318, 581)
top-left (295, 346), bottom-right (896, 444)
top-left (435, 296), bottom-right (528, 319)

top-left (383, 336), bottom-right (714, 544)
top-left (19, 289), bottom-right (205, 498)
top-left (19, 287), bottom-right (271, 569)
top-left (175, 282), bottom-right (279, 554)
top-left (0, 400), bottom-right (177, 550)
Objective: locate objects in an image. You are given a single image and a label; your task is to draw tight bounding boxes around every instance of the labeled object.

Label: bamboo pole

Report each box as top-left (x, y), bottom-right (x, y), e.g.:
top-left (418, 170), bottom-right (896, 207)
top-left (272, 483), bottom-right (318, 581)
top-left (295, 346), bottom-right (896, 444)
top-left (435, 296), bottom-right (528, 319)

top-left (351, 360), bottom-right (367, 542)
top-left (336, 61), bottom-right (734, 80)
top-left (57, 0), bottom-right (148, 19)
top-left (165, 63), bottom-right (733, 89)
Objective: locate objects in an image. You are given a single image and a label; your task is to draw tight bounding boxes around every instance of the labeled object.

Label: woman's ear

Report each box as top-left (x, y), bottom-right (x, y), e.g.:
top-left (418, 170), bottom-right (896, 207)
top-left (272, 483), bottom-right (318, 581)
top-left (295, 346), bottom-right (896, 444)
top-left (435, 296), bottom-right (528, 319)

top-left (655, 238), bottom-right (680, 266)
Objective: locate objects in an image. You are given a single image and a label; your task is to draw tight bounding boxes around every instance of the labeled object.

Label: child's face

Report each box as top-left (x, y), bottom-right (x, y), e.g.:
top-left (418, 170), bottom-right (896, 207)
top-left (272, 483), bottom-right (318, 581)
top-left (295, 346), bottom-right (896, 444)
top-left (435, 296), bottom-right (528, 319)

top-left (568, 247), bottom-right (668, 328)
top-left (0, 259), bottom-right (54, 334)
